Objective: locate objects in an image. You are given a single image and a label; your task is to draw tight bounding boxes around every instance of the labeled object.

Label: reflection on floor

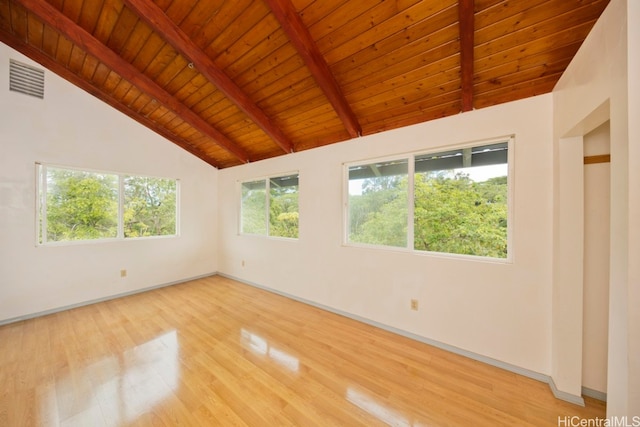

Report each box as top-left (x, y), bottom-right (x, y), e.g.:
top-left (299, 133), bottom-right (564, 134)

top-left (241, 328), bottom-right (300, 373)
top-left (0, 275), bottom-right (606, 426)
top-left (49, 330), bottom-right (178, 425)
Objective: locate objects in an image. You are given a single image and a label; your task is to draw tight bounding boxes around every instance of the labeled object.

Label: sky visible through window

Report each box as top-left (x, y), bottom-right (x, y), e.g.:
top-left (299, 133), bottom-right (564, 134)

top-left (349, 164), bottom-right (507, 196)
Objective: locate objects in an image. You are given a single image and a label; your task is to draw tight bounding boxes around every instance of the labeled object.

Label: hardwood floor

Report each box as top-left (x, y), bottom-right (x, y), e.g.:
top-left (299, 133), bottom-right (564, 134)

top-left (0, 275), bottom-right (605, 426)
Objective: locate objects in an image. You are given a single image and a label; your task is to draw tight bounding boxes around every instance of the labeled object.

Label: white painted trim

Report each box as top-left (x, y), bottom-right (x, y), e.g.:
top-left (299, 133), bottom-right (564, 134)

top-left (219, 272), bottom-right (587, 406)
top-left (0, 272), bottom-right (216, 326)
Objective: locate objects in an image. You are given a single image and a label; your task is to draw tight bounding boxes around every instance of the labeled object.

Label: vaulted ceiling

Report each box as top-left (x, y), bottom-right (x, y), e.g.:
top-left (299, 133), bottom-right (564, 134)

top-left (0, 0), bottom-right (609, 168)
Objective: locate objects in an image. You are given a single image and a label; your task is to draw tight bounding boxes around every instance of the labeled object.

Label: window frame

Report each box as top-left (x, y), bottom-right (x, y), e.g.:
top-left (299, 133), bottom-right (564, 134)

top-left (343, 136), bottom-right (514, 262)
top-left (238, 171), bottom-right (300, 240)
top-left (36, 163), bottom-right (180, 246)
top-left (344, 154), bottom-right (413, 250)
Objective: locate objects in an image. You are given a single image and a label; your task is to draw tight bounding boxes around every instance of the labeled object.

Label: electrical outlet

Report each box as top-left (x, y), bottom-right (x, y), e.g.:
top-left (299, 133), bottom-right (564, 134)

top-left (120, 269), bottom-right (127, 278)
top-left (410, 299), bottom-right (419, 311)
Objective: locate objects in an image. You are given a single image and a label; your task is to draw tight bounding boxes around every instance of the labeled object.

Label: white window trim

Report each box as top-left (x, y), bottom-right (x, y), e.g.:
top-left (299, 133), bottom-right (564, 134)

top-left (343, 136), bottom-right (514, 262)
top-left (36, 163), bottom-right (180, 246)
top-left (238, 171), bottom-right (299, 240)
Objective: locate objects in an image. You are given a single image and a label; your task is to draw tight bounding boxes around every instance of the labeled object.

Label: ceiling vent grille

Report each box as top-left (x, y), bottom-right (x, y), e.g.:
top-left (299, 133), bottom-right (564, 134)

top-left (9, 59), bottom-right (44, 99)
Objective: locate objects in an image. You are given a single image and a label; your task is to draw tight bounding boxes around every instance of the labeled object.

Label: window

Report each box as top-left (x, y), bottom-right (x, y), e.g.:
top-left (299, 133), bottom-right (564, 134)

top-left (240, 173), bottom-right (299, 238)
top-left (346, 139), bottom-right (510, 259)
top-left (348, 158), bottom-right (408, 248)
top-left (37, 164), bottom-right (178, 244)
top-left (123, 175), bottom-right (177, 238)
top-left (241, 179), bottom-right (267, 235)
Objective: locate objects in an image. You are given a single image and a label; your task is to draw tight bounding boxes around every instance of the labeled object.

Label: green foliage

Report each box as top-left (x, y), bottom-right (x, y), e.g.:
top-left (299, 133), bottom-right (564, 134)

top-left (42, 167), bottom-right (178, 243)
top-left (123, 176), bottom-right (177, 237)
top-left (349, 175), bottom-right (407, 247)
top-left (348, 170), bottom-right (508, 258)
top-left (269, 184), bottom-right (299, 238)
top-left (414, 172), bottom-right (507, 258)
top-left (241, 182), bottom-right (267, 235)
top-left (241, 178), bottom-right (299, 238)
top-left (44, 168), bottom-right (118, 242)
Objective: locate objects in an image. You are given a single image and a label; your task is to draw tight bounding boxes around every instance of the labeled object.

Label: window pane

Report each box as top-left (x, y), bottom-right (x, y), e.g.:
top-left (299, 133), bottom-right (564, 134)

top-left (44, 167), bottom-right (118, 242)
top-left (241, 180), bottom-right (267, 235)
top-left (348, 159), bottom-right (408, 247)
top-left (414, 143), bottom-right (508, 258)
top-left (269, 174), bottom-right (299, 238)
top-left (124, 176), bottom-right (177, 238)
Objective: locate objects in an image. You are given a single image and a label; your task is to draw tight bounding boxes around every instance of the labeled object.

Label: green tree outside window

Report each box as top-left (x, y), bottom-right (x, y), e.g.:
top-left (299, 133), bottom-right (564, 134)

top-left (240, 174), bottom-right (299, 238)
top-left (44, 168), bottom-right (118, 242)
top-left (347, 142), bottom-right (509, 258)
top-left (39, 165), bottom-right (178, 244)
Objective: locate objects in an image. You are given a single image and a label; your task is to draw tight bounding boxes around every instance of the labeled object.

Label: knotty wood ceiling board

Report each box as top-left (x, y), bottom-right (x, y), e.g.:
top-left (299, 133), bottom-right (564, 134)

top-left (0, 0), bottom-right (610, 169)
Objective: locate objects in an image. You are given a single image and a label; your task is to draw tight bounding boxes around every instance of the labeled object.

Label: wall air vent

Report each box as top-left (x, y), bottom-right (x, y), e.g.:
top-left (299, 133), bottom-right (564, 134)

top-left (9, 59), bottom-right (44, 99)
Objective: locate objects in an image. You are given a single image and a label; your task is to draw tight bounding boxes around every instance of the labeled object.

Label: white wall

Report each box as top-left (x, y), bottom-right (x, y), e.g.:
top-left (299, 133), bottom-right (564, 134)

top-left (553, 0), bottom-right (639, 416)
top-left (2, 1), bottom-right (636, 413)
top-left (218, 94), bottom-right (554, 376)
top-left (0, 44), bottom-right (218, 323)
top-left (582, 122), bottom-right (610, 395)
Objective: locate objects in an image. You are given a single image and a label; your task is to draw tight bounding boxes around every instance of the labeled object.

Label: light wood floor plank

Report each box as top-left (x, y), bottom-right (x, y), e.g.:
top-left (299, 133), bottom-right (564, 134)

top-left (0, 275), bottom-right (606, 426)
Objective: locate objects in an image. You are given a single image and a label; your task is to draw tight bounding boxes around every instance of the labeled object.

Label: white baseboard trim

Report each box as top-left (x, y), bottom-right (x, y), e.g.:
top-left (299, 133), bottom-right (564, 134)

top-left (0, 272), bottom-right (217, 326)
top-left (219, 273), bottom-right (587, 407)
top-left (582, 387), bottom-right (607, 402)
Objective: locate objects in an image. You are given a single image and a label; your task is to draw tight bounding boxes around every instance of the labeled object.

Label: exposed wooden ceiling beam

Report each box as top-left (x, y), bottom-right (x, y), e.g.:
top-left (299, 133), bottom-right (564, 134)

top-left (14, 0), bottom-right (249, 164)
top-left (459, 0), bottom-right (475, 112)
top-left (0, 28), bottom-right (222, 169)
top-left (264, 0), bottom-right (362, 138)
top-left (122, 0), bottom-right (295, 154)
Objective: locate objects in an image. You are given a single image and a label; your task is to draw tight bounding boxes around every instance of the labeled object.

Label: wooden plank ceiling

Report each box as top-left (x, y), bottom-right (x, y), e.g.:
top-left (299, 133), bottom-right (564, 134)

top-left (0, 0), bottom-right (609, 168)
